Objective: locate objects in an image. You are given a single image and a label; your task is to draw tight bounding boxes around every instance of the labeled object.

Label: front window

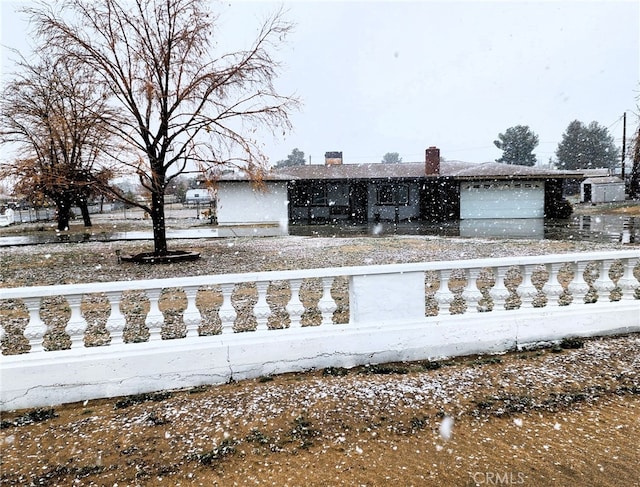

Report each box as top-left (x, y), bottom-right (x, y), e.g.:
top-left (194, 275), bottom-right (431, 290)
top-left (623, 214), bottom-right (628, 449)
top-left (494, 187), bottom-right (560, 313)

top-left (310, 184), bottom-right (327, 205)
top-left (377, 184), bottom-right (409, 205)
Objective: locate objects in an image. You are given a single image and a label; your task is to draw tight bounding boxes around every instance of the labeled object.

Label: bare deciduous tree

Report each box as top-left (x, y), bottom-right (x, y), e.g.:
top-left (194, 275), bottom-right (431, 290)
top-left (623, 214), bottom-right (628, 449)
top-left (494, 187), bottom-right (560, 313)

top-left (27, 0), bottom-right (299, 257)
top-left (0, 53), bottom-right (119, 230)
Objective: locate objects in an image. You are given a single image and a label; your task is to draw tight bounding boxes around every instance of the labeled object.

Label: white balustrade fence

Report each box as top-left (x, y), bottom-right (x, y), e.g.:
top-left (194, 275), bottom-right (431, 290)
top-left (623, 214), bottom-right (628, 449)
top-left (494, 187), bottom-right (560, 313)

top-left (1, 250), bottom-right (639, 411)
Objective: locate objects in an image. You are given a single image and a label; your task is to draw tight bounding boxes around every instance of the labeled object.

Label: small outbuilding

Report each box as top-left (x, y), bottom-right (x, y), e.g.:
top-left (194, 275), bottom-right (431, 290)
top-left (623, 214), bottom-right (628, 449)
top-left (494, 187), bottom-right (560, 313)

top-left (580, 176), bottom-right (626, 203)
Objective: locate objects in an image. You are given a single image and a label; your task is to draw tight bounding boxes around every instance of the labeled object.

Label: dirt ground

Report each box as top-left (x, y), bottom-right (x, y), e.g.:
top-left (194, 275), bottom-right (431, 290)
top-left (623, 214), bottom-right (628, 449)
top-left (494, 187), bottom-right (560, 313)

top-left (572, 201), bottom-right (640, 216)
top-left (1, 334), bottom-right (639, 487)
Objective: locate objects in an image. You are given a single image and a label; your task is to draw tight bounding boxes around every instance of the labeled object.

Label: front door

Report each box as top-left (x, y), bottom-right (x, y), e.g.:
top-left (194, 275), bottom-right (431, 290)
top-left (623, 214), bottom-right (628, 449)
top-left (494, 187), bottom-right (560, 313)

top-left (350, 183), bottom-right (368, 223)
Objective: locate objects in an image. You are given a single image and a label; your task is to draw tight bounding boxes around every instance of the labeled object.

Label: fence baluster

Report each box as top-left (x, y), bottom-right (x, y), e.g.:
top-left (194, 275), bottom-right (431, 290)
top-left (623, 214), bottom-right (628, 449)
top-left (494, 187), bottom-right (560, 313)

top-left (219, 284), bottom-right (237, 333)
top-left (66, 294), bottom-right (87, 348)
top-left (183, 287), bottom-right (202, 337)
top-left (318, 277), bottom-right (337, 325)
top-left (620, 257), bottom-right (640, 300)
top-left (434, 269), bottom-right (453, 316)
top-left (569, 261), bottom-right (590, 304)
top-left (489, 266), bottom-right (509, 311)
top-left (22, 297), bottom-right (47, 353)
top-left (145, 289), bottom-right (163, 341)
top-left (462, 268), bottom-right (483, 312)
top-left (594, 259), bottom-right (615, 302)
top-left (105, 291), bottom-right (125, 345)
top-left (519, 264), bottom-right (539, 307)
top-left (254, 281), bottom-right (271, 331)
top-left (544, 262), bottom-right (565, 306)
top-left (287, 279), bottom-right (304, 328)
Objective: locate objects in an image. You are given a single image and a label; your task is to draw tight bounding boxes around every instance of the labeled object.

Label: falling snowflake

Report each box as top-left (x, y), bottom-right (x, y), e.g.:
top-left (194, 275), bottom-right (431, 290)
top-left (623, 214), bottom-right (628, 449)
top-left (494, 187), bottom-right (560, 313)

top-left (439, 416), bottom-right (454, 441)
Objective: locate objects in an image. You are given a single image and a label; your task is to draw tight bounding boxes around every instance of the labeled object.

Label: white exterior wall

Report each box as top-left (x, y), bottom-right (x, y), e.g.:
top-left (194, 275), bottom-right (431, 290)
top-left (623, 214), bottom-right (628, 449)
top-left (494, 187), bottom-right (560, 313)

top-left (460, 181), bottom-right (545, 219)
top-left (216, 181), bottom-right (288, 225)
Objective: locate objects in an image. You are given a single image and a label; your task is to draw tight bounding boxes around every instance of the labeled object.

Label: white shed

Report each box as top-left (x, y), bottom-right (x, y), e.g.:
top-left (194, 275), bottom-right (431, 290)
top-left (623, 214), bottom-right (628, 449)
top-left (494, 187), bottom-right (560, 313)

top-left (460, 180), bottom-right (545, 219)
top-left (580, 177), bottom-right (625, 203)
top-left (216, 181), bottom-right (288, 225)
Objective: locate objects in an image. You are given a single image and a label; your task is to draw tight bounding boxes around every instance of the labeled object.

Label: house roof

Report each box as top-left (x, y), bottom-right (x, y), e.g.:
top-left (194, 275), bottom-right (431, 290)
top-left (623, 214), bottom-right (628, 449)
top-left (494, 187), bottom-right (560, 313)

top-left (216, 161), bottom-right (581, 182)
top-left (581, 169), bottom-right (611, 178)
top-left (446, 162), bottom-right (580, 179)
top-left (582, 176), bottom-right (624, 184)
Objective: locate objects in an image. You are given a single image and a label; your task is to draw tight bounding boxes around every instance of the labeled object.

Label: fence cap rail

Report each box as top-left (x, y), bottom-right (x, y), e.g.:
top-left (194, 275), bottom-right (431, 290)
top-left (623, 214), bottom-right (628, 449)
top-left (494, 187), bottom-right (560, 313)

top-left (1, 249), bottom-right (638, 300)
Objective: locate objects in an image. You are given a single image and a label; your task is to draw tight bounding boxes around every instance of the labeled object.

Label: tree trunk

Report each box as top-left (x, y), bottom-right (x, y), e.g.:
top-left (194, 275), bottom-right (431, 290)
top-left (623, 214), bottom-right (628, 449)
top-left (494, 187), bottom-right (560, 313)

top-left (79, 201), bottom-right (92, 227)
top-left (56, 197), bottom-right (72, 231)
top-left (151, 189), bottom-right (168, 256)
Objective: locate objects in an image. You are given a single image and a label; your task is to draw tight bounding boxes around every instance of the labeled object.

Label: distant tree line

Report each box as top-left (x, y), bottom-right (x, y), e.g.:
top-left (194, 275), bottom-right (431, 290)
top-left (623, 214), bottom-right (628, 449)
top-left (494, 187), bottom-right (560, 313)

top-left (494, 120), bottom-right (620, 171)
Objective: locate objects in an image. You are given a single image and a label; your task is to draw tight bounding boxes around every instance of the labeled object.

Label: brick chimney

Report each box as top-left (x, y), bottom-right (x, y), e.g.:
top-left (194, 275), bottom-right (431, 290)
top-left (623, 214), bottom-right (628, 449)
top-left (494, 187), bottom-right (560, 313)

top-left (325, 151), bottom-right (343, 166)
top-left (425, 146), bottom-right (440, 175)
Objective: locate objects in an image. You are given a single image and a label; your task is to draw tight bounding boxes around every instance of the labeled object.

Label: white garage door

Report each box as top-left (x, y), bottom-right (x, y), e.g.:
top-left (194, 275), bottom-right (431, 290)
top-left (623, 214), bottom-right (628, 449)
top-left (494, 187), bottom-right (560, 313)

top-left (460, 181), bottom-right (545, 219)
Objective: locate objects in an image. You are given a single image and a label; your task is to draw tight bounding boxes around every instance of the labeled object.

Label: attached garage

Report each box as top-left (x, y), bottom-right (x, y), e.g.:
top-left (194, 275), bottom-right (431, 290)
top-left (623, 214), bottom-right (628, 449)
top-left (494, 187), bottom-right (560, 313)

top-left (460, 180), bottom-right (545, 219)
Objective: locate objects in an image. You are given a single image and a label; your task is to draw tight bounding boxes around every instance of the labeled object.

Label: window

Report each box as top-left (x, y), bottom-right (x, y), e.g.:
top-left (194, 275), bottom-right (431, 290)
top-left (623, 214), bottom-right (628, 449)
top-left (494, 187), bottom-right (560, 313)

top-left (310, 184), bottom-right (327, 206)
top-left (377, 184), bottom-right (409, 205)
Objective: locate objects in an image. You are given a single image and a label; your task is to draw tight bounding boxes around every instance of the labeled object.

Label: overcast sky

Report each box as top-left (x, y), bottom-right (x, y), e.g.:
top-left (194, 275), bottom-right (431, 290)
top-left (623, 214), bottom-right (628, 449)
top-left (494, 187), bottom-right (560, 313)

top-left (2, 0), bottom-right (638, 166)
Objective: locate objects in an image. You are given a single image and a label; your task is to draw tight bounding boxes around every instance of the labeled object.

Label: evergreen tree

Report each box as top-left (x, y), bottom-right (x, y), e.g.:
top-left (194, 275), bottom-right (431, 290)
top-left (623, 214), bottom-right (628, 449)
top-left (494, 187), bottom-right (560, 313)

top-left (555, 120), bottom-right (618, 171)
top-left (493, 125), bottom-right (539, 166)
top-left (275, 148), bottom-right (306, 167)
top-left (381, 152), bottom-right (402, 164)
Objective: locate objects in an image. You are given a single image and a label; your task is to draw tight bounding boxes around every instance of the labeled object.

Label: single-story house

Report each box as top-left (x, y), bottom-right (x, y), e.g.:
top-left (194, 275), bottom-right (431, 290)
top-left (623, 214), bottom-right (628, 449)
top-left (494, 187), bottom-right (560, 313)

top-left (580, 176), bottom-right (626, 204)
top-left (214, 147), bottom-right (580, 226)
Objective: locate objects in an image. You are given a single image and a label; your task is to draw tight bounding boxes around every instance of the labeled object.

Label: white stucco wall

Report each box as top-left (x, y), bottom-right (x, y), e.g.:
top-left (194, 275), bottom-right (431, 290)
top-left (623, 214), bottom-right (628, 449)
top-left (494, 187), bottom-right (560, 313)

top-left (2, 250), bottom-right (639, 411)
top-left (216, 181), bottom-right (288, 225)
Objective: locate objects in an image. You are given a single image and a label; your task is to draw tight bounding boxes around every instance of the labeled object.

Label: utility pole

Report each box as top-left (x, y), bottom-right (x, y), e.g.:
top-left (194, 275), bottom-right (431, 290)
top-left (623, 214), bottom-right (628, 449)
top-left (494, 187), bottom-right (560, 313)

top-left (630, 126), bottom-right (640, 200)
top-left (621, 112), bottom-right (626, 180)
